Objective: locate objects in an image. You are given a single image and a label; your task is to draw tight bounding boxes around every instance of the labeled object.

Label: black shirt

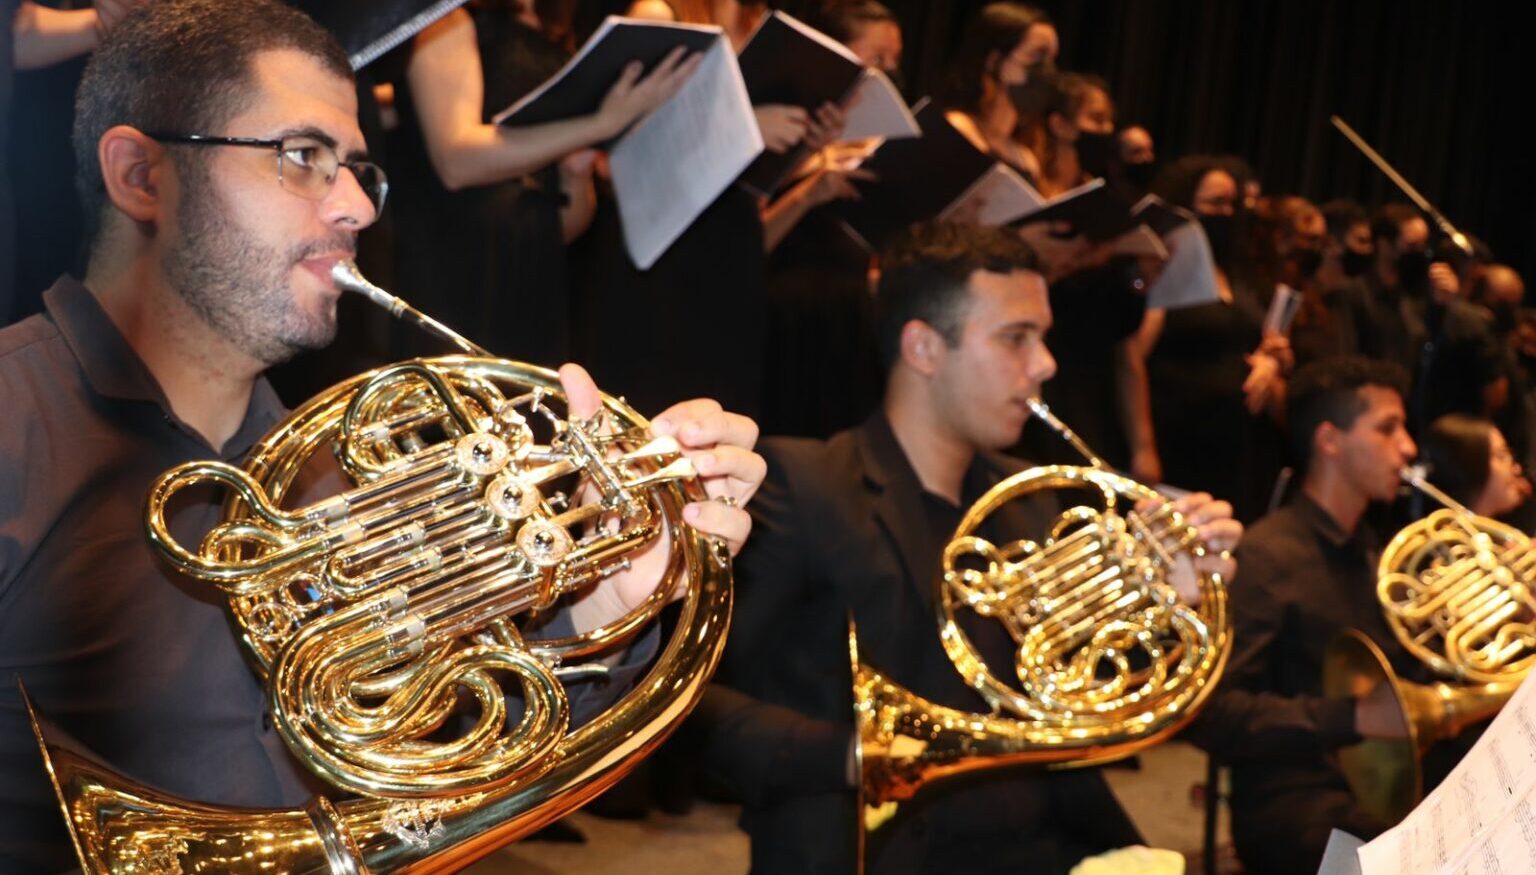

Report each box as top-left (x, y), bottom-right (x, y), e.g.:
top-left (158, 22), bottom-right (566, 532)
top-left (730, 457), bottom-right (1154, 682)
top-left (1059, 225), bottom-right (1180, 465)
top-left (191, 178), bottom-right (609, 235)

top-left (1185, 493), bottom-right (1424, 873)
top-left (0, 277), bottom-right (314, 874)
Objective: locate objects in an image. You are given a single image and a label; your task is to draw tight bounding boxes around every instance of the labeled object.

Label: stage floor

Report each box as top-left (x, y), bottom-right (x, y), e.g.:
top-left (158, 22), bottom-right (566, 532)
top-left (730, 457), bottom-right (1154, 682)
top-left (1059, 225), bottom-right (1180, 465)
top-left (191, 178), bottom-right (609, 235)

top-left (469, 741), bottom-right (1238, 874)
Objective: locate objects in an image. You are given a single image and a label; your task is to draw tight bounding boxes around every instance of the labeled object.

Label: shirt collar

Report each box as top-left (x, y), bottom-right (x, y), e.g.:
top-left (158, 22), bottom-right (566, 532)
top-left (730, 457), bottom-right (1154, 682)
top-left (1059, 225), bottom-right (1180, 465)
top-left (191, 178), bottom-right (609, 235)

top-left (43, 275), bottom-right (287, 456)
top-left (1293, 491), bottom-right (1360, 548)
top-left (44, 275), bottom-right (166, 404)
top-left (857, 410), bottom-right (1006, 504)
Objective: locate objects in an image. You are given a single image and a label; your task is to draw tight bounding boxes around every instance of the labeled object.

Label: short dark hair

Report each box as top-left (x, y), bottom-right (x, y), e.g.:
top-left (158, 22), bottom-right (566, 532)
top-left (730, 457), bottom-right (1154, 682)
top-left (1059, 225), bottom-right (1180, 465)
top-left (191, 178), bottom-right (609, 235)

top-left (812, 0), bottom-right (899, 44)
top-left (940, 2), bottom-right (1053, 114)
top-left (1370, 202), bottom-right (1421, 247)
top-left (1320, 198), bottom-right (1367, 242)
top-left (1420, 414), bottom-right (1495, 507)
top-left (73, 0), bottom-right (351, 253)
top-left (1285, 356), bottom-right (1409, 472)
top-left (875, 221), bottom-right (1040, 372)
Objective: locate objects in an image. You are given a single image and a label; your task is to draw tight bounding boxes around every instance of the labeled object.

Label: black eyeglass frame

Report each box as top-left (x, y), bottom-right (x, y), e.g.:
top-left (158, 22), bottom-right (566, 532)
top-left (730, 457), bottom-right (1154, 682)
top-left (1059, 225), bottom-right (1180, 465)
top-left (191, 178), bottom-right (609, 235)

top-left (145, 132), bottom-right (389, 213)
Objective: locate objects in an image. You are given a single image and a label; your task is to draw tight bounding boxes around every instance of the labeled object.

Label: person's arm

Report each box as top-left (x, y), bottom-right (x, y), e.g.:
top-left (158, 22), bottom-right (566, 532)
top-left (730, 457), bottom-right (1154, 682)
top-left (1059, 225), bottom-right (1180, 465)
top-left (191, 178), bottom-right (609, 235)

top-left (11, 0), bottom-right (130, 70)
top-left (1119, 309), bottom-right (1164, 484)
top-left (406, 9), bottom-right (698, 192)
top-left (1181, 538), bottom-right (1362, 760)
top-left (760, 154), bottom-right (869, 252)
top-left (694, 442), bottom-right (859, 803)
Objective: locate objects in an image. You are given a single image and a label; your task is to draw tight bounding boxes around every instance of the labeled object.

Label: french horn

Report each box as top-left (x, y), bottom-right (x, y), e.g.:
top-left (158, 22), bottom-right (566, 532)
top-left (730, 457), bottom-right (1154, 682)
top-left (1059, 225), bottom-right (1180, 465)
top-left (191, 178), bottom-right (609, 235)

top-left (852, 399), bottom-right (1230, 871)
top-left (25, 261), bottom-right (733, 874)
top-left (1325, 465), bottom-right (1535, 824)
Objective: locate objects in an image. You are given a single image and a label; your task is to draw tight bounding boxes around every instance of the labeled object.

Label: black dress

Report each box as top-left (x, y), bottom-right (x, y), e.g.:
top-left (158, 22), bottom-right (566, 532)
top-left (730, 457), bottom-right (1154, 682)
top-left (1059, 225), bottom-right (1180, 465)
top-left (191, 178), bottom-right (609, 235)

top-left (388, 14), bottom-right (572, 367)
top-left (1148, 274), bottom-right (1284, 521)
top-left (571, 181), bottom-right (768, 420)
top-left (761, 204), bottom-right (879, 438)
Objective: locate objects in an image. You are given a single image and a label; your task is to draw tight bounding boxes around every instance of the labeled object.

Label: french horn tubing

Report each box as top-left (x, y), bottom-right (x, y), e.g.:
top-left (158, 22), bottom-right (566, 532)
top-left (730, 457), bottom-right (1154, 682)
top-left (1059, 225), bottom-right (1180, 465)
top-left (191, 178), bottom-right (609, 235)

top-left (25, 261), bottom-right (733, 874)
top-left (1325, 464), bottom-right (1534, 824)
top-left (851, 399), bottom-right (1230, 871)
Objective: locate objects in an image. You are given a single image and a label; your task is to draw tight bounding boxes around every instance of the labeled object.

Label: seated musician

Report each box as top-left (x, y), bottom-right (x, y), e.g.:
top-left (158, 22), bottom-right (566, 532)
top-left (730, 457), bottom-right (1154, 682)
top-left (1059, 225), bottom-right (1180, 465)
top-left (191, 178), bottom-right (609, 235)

top-left (1185, 355), bottom-right (1421, 875)
top-left (695, 220), bottom-right (1242, 875)
top-left (0, 2), bottom-right (764, 872)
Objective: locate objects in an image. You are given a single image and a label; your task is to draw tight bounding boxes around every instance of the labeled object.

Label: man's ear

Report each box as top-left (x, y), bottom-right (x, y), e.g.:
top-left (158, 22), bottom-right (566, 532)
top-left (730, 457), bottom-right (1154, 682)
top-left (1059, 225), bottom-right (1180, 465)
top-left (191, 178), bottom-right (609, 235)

top-left (97, 126), bottom-right (167, 224)
top-left (1314, 421), bottom-right (1342, 463)
top-left (899, 319), bottom-right (945, 377)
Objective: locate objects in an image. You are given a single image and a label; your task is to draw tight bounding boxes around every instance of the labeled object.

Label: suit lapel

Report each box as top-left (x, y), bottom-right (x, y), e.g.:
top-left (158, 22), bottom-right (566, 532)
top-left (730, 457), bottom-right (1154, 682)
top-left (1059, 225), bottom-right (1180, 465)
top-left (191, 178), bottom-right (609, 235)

top-left (858, 417), bottom-right (947, 615)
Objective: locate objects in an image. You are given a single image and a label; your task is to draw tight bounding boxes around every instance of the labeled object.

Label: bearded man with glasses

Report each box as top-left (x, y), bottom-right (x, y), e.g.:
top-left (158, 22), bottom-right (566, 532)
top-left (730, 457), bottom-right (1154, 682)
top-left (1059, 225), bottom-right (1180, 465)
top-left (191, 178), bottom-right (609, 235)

top-left (0, 1), bottom-right (764, 872)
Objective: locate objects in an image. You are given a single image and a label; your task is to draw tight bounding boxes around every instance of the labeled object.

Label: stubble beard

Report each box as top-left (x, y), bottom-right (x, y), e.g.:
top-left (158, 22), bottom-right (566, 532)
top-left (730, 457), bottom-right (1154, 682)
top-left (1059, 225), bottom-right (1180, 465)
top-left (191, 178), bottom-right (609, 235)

top-left (163, 163), bottom-right (343, 366)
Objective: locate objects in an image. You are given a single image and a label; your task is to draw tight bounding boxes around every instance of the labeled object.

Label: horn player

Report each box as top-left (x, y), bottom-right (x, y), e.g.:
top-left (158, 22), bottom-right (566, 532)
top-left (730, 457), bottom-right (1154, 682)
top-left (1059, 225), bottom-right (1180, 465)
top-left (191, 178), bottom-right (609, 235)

top-left (0, 1), bottom-right (766, 872)
top-left (695, 220), bottom-right (1242, 875)
top-left (1181, 355), bottom-right (1436, 875)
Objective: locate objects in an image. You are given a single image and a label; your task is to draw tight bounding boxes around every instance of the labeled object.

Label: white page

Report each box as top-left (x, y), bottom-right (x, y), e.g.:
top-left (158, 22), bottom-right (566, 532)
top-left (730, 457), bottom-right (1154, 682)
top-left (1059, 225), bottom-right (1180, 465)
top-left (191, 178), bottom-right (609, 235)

top-left (940, 162), bottom-right (1044, 226)
top-left (1357, 673), bottom-right (1536, 875)
top-left (840, 69), bottom-right (920, 142)
top-left (1146, 218), bottom-right (1221, 310)
top-left (1264, 283), bottom-right (1302, 335)
top-left (609, 38), bottom-right (762, 270)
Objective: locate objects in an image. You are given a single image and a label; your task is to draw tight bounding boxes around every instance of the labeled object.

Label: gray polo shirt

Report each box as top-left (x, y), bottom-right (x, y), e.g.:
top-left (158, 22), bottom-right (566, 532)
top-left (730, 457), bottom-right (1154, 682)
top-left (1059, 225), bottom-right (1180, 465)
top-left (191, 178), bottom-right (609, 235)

top-left (0, 276), bottom-right (319, 873)
top-left (0, 277), bottom-right (661, 874)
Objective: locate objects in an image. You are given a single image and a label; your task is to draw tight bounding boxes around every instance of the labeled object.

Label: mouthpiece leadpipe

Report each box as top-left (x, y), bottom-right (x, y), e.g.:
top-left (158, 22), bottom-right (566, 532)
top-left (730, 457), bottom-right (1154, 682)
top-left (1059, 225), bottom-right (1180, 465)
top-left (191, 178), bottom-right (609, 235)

top-left (1400, 464), bottom-right (1476, 518)
top-left (331, 259), bottom-right (491, 357)
top-left (1025, 397), bottom-right (1108, 470)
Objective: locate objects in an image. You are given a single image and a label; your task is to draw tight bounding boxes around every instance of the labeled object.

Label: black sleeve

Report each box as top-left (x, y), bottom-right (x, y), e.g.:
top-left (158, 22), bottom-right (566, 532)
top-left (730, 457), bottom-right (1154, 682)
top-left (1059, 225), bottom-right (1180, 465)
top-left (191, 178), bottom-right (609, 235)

top-left (695, 443), bottom-right (856, 805)
top-left (1182, 538), bottom-right (1360, 759)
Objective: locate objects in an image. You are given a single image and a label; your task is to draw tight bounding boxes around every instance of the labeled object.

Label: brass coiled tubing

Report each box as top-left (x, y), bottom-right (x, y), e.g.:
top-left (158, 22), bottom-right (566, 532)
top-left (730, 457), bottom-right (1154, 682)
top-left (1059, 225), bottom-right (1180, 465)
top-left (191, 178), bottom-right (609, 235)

top-left (1326, 465), bottom-right (1535, 824)
top-left (852, 399), bottom-right (1230, 870)
top-left (25, 261), bottom-right (732, 874)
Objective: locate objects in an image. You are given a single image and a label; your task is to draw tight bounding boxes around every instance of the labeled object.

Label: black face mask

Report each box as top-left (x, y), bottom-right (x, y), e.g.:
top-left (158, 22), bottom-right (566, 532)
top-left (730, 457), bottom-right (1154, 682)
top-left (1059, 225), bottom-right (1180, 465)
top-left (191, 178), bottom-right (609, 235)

top-left (1200, 213), bottom-right (1236, 263)
top-left (1075, 130), bottom-right (1118, 179)
top-left (1396, 248), bottom-right (1432, 288)
top-left (1293, 247), bottom-right (1323, 279)
top-left (1122, 161), bottom-right (1156, 191)
top-left (1342, 247), bottom-right (1372, 278)
top-left (1006, 65), bottom-right (1058, 118)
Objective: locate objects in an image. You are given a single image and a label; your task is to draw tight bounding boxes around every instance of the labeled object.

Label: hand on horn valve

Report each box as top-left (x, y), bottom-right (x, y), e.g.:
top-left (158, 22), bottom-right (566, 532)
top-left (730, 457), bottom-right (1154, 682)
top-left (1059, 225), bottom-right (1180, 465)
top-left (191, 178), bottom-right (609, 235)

top-left (1137, 491), bottom-right (1242, 607)
top-left (558, 364), bottom-right (765, 633)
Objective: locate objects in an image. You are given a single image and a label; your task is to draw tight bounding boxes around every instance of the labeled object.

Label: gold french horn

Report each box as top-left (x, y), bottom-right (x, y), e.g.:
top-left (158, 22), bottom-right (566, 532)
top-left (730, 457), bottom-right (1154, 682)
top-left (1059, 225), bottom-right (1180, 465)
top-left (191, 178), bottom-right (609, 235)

top-left (851, 399), bottom-right (1230, 871)
top-left (1325, 465), bottom-right (1535, 824)
top-left (25, 261), bottom-right (733, 874)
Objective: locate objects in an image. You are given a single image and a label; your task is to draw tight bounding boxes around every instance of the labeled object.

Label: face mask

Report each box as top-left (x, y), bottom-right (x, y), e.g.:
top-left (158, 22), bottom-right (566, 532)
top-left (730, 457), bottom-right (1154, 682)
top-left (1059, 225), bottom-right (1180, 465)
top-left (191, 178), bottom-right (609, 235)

top-left (1122, 161), bottom-right (1156, 191)
top-left (1200, 213), bottom-right (1235, 263)
top-left (1293, 247), bottom-right (1323, 279)
top-left (1396, 248), bottom-right (1432, 288)
top-left (1006, 66), bottom-right (1057, 118)
top-left (1342, 247), bottom-right (1372, 277)
top-left (1075, 130), bottom-right (1118, 179)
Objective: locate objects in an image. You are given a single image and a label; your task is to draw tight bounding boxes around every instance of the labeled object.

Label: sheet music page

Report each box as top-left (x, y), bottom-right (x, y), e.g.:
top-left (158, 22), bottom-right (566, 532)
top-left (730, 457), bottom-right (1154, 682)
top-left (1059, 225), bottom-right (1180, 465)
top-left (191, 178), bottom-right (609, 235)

top-left (1357, 674), bottom-right (1536, 875)
top-left (840, 69), bottom-right (920, 141)
top-left (941, 162), bottom-right (1043, 226)
top-left (1145, 219), bottom-right (1221, 310)
top-left (609, 38), bottom-right (762, 270)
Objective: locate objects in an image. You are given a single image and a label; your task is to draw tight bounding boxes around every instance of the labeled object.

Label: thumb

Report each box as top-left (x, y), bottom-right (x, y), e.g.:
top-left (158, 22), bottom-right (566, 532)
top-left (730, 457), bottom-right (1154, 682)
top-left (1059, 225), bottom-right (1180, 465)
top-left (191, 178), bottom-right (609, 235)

top-left (558, 362), bottom-right (603, 420)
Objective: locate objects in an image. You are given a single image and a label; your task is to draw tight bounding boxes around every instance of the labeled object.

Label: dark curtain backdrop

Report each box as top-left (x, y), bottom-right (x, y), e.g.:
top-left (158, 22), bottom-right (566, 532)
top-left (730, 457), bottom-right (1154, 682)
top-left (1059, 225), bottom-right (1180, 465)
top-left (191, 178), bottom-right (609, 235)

top-left (875, 0), bottom-right (1531, 280)
top-left (7, 0), bottom-right (1532, 316)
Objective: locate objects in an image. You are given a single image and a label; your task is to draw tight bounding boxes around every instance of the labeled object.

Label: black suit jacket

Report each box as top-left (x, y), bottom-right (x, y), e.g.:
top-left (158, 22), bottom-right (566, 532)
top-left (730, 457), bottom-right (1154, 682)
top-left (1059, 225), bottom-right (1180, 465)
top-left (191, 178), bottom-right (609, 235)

top-left (698, 414), bottom-right (1142, 875)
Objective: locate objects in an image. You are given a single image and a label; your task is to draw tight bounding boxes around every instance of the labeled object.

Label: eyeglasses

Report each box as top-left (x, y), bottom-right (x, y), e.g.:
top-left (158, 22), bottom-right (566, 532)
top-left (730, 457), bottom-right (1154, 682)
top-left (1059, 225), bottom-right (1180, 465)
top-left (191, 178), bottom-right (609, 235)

top-left (146, 132), bottom-right (389, 214)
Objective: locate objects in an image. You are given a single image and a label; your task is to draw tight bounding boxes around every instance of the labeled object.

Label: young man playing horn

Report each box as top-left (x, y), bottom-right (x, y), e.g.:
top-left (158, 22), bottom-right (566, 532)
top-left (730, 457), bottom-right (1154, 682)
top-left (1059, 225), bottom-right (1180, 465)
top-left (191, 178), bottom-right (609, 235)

top-left (1185, 355), bottom-right (1422, 875)
top-left (697, 220), bottom-right (1243, 875)
top-left (0, 2), bottom-right (765, 872)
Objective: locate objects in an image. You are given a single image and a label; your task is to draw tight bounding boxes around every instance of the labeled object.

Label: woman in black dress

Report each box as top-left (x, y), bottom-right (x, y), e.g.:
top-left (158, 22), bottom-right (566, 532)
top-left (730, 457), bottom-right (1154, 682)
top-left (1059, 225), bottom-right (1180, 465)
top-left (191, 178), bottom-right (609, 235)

top-left (1124, 155), bottom-right (1289, 520)
top-left (389, 0), bottom-right (695, 366)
